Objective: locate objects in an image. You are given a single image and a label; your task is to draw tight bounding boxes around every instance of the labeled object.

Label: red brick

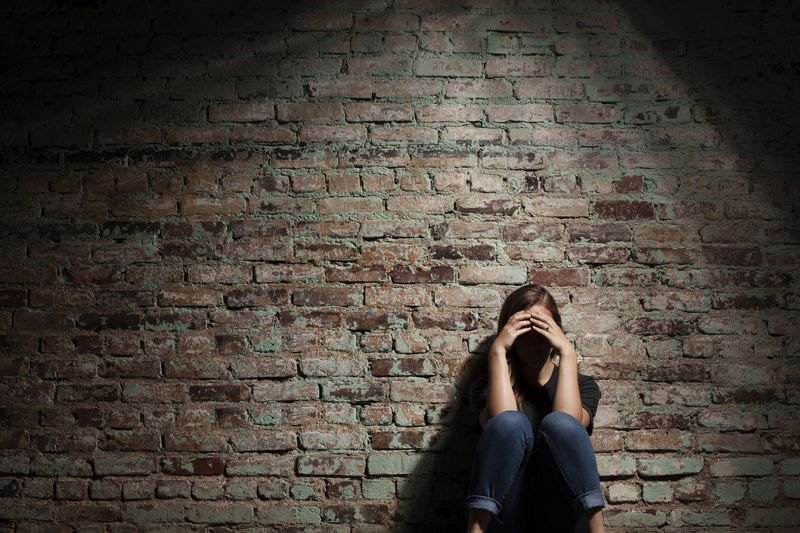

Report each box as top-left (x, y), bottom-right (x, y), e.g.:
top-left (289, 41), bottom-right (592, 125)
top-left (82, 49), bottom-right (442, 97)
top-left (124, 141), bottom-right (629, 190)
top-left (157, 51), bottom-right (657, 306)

top-left (344, 103), bottom-right (413, 122)
top-left (231, 431), bottom-right (296, 452)
top-left (300, 355), bottom-right (362, 377)
top-left (371, 357), bottom-right (434, 377)
top-left (308, 78), bottom-right (374, 98)
top-left (626, 317), bottom-right (692, 336)
top-left (252, 380), bottom-right (319, 402)
top-left (317, 197), bottom-right (383, 215)
top-left (635, 247), bottom-right (698, 265)
top-left (296, 454), bottom-right (365, 477)
top-left (300, 428), bottom-right (364, 450)
top-left (208, 102), bottom-right (274, 122)
top-left (161, 457), bottom-right (225, 476)
top-left (700, 245), bottom-right (762, 266)
top-left (361, 243), bottom-right (426, 265)
top-left (594, 200), bottom-right (655, 219)
top-left (360, 404), bottom-right (393, 426)
top-left (621, 151), bottom-right (685, 168)
top-left (529, 268), bottom-right (589, 286)
top-left (59, 502), bottom-right (119, 521)
top-left (389, 379), bottom-right (455, 403)
top-left (225, 287), bottom-right (288, 308)
top-left (164, 127), bottom-right (228, 144)
top-left (389, 265), bottom-right (454, 284)
top-left (319, 502), bottom-right (392, 523)
top-left (554, 13), bottom-right (620, 32)
top-left (321, 379), bottom-right (386, 402)
top-left (300, 124), bottom-right (368, 143)
top-left (555, 104), bottom-right (618, 124)
top-left (275, 102), bottom-right (342, 122)
top-left (325, 265), bottom-right (387, 283)
top-left (163, 432), bottom-right (227, 452)
top-left (411, 308), bottom-right (480, 330)
top-left (371, 428), bottom-right (440, 449)
top-left (567, 245), bottom-right (630, 264)
top-left (157, 286), bottom-right (222, 307)
top-left (365, 286), bottom-right (429, 307)
top-left (430, 243), bottom-right (495, 261)
top-left (278, 309), bottom-right (343, 329)
top-left (456, 195), bottom-right (518, 215)
top-left (230, 125), bottom-right (295, 143)
top-left (626, 411), bottom-right (692, 430)
top-left (230, 359), bottom-right (297, 379)
top-left (188, 385), bottom-right (249, 402)
top-left (371, 126), bottom-right (439, 144)
top-left (486, 57), bottom-right (549, 77)
top-left (416, 103), bottom-right (482, 123)
top-left (485, 104), bottom-right (552, 122)
top-left (567, 223), bottom-right (631, 243)
top-left (293, 287), bottom-right (363, 307)
top-left (445, 79), bottom-right (512, 98)
top-left (361, 220), bottom-right (428, 239)
top-left (642, 383), bottom-right (711, 406)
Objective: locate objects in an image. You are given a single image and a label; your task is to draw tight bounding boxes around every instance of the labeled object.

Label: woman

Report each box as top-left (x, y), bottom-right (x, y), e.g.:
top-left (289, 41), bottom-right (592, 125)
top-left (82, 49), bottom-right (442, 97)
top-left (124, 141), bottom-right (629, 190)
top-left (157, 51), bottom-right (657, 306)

top-left (464, 284), bottom-right (605, 533)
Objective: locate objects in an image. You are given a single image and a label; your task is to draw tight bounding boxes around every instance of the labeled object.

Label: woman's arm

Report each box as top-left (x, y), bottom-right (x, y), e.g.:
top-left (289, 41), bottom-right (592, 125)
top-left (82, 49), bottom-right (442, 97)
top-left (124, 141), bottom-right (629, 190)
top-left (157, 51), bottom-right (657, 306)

top-left (485, 346), bottom-right (518, 420)
top-left (552, 347), bottom-right (588, 426)
top-left (479, 310), bottom-right (534, 428)
top-left (528, 310), bottom-right (588, 427)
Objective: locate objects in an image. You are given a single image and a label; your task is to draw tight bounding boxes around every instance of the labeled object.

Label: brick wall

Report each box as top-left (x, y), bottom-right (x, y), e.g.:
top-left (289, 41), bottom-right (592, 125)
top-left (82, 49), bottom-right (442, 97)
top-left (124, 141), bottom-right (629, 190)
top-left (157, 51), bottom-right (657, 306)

top-left (1, 0), bottom-right (799, 530)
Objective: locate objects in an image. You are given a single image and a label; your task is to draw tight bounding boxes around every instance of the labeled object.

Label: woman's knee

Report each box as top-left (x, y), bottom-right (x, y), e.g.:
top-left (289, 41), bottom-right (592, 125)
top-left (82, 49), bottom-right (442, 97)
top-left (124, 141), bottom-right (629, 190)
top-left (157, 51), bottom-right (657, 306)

top-left (484, 409), bottom-right (532, 439)
top-left (539, 410), bottom-right (584, 440)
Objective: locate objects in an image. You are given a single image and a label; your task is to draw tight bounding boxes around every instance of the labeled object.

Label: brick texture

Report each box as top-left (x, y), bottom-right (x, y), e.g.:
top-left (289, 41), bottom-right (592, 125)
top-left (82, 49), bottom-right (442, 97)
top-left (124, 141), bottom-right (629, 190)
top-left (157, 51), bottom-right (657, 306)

top-left (1, 0), bottom-right (799, 531)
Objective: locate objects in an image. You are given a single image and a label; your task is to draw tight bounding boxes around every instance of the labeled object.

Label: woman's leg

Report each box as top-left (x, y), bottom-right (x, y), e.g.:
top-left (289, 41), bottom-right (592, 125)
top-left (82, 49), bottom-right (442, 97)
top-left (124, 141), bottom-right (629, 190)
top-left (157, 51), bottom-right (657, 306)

top-left (464, 410), bottom-right (535, 532)
top-left (532, 411), bottom-right (605, 533)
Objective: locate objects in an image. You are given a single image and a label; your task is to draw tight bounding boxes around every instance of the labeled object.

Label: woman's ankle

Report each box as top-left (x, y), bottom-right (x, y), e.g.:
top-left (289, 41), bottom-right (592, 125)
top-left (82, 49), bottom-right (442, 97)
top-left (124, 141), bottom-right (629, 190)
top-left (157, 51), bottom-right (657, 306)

top-left (467, 508), bottom-right (492, 533)
top-left (586, 507), bottom-right (605, 533)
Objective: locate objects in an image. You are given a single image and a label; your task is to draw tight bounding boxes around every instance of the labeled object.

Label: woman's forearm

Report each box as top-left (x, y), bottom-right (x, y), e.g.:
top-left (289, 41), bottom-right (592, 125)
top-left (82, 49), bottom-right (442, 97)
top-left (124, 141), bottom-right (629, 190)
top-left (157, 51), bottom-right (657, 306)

top-left (486, 347), bottom-right (518, 417)
top-left (551, 348), bottom-right (583, 421)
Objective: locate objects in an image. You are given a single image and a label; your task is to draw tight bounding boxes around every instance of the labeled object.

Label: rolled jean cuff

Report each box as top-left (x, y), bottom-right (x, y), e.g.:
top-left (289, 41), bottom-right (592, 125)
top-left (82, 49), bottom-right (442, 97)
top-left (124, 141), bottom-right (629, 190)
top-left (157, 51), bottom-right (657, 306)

top-left (576, 489), bottom-right (605, 511)
top-left (464, 494), bottom-right (502, 515)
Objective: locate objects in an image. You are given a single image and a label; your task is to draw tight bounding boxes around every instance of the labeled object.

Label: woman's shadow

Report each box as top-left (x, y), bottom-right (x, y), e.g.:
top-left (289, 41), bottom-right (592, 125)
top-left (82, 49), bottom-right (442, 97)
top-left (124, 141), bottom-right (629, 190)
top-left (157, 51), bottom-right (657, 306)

top-left (386, 335), bottom-right (496, 532)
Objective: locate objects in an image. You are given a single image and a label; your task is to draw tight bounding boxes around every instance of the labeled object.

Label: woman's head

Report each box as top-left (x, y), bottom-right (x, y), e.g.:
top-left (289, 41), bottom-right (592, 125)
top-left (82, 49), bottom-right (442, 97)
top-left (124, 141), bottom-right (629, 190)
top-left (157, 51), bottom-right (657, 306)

top-left (497, 283), bottom-right (563, 360)
top-left (495, 284), bottom-right (563, 408)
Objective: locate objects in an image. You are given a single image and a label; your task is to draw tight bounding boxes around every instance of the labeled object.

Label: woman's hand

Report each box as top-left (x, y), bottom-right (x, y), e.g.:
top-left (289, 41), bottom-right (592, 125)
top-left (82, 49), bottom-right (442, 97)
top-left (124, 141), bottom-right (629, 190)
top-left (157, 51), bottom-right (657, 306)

top-left (489, 310), bottom-right (535, 355)
top-left (527, 310), bottom-right (574, 356)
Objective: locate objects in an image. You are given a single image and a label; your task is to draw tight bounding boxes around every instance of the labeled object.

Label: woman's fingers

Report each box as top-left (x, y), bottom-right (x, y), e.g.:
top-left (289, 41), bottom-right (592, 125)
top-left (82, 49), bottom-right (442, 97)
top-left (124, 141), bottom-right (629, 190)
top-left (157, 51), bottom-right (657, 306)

top-left (514, 317), bottom-right (535, 329)
top-left (511, 319), bottom-right (532, 330)
top-left (513, 325), bottom-right (533, 338)
top-left (531, 319), bottom-right (552, 332)
top-left (528, 311), bottom-right (551, 326)
top-left (510, 310), bottom-right (529, 321)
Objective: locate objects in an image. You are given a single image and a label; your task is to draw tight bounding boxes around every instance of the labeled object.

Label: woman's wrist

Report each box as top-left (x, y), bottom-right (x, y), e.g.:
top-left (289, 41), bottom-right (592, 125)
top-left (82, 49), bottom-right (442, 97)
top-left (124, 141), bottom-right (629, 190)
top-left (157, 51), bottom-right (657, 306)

top-left (488, 345), bottom-right (508, 359)
top-left (557, 345), bottom-right (577, 358)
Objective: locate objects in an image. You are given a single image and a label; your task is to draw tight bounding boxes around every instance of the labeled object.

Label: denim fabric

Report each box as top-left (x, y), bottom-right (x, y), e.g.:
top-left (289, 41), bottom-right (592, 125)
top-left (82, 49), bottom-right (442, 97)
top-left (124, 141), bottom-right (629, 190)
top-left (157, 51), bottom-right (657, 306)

top-left (464, 410), bottom-right (605, 532)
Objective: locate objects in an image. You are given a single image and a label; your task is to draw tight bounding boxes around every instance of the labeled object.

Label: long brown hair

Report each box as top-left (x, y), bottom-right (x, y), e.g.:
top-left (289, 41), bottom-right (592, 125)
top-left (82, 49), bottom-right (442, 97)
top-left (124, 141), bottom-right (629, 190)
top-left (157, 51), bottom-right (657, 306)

top-left (496, 283), bottom-right (563, 411)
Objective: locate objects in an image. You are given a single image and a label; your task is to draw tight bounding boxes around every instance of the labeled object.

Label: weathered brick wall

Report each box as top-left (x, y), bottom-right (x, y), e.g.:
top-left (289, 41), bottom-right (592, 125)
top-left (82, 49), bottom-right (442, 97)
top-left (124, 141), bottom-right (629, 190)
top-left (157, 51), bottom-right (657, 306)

top-left (1, 0), bottom-right (799, 530)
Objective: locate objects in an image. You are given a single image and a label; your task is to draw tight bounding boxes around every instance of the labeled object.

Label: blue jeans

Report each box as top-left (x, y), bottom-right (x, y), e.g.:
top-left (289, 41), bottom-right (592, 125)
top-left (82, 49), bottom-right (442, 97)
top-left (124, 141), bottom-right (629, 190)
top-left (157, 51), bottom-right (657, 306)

top-left (464, 410), bottom-right (605, 532)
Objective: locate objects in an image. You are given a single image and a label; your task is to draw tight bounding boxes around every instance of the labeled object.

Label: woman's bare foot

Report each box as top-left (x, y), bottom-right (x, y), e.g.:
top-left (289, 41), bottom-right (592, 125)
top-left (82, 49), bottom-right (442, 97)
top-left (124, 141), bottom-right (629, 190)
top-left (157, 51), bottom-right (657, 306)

top-left (467, 508), bottom-right (492, 533)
